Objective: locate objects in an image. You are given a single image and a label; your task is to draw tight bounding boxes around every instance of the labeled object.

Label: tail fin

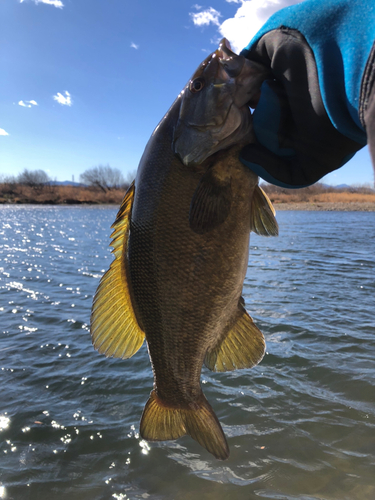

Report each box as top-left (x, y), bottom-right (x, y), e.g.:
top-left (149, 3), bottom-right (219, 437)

top-left (140, 390), bottom-right (229, 460)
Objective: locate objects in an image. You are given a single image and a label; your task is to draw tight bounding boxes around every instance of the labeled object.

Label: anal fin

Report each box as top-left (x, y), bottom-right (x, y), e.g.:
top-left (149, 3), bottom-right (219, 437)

top-left (90, 182), bottom-right (145, 359)
top-left (205, 302), bottom-right (265, 372)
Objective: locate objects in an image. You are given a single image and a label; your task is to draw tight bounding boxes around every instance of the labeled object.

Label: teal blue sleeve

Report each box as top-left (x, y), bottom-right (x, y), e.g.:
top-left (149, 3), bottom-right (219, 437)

top-left (241, 0), bottom-right (375, 146)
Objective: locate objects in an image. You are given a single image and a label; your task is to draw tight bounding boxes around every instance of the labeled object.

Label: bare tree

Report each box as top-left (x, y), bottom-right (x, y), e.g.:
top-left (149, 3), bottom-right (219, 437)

top-left (126, 170), bottom-right (137, 185)
top-left (0, 174), bottom-right (17, 197)
top-left (17, 169), bottom-right (51, 188)
top-left (79, 165), bottom-right (126, 192)
top-left (0, 174), bottom-right (17, 184)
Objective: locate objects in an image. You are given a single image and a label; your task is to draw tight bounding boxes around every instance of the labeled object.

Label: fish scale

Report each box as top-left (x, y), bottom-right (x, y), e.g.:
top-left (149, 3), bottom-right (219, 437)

top-left (91, 39), bottom-right (278, 459)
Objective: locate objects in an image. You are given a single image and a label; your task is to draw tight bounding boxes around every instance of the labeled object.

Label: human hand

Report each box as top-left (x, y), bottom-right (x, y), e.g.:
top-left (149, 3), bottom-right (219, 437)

top-left (240, 29), bottom-right (363, 188)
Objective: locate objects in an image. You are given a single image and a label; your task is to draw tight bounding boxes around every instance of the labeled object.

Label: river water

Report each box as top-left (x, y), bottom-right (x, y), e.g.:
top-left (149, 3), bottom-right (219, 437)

top-left (0, 205), bottom-right (374, 500)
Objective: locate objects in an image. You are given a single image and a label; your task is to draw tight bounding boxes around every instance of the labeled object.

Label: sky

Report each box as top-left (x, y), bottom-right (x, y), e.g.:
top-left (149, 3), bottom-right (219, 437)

top-left (1, 0), bottom-right (374, 187)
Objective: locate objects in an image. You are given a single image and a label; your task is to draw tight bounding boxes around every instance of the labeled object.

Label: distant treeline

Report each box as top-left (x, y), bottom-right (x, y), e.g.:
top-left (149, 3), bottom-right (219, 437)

top-left (1, 165), bottom-right (133, 191)
top-left (0, 166), bottom-right (132, 204)
top-left (261, 182), bottom-right (375, 204)
top-left (1, 167), bottom-right (374, 205)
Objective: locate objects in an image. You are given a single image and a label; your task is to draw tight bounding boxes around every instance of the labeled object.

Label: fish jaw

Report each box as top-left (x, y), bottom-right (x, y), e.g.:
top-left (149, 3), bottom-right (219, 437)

top-left (173, 38), bottom-right (268, 167)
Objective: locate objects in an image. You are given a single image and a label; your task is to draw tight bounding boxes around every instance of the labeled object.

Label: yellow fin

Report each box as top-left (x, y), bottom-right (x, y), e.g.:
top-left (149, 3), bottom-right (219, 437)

top-left (250, 185), bottom-right (279, 236)
top-left (205, 304), bottom-right (265, 372)
top-left (90, 182), bottom-right (145, 359)
top-left (140, 390), bottom-right (229, 460)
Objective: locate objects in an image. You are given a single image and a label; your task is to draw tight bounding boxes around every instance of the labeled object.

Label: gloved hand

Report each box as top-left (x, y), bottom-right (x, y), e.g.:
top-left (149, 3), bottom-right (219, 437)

top-left (240, 28), bottom-right (364, 188)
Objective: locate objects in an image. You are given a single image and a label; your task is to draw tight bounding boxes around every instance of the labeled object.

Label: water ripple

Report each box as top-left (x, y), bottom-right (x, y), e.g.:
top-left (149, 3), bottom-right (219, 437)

top-left (0, 207), bottom-right (374, 500)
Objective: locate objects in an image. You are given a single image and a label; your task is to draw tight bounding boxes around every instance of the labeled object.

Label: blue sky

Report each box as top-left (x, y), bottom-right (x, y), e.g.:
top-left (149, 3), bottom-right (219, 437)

top-left (1, 0), bottom-right (374, 187)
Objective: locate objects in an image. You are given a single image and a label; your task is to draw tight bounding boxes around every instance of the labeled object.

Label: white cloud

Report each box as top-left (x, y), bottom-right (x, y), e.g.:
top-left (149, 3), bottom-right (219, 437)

top-left (219, 0), bottom-right (304, 53)
top-left (0, 129), bottom-right (9, 136)
top-left (18, 100), bottom-right (38, 108)
top-left (20, 0), bottom-right (64, 8)
top-left (130, 42), bottom-right (139, 49)
top-left (190, 7), bottom-right (222, 27)
top-left (190, 1), bottom-right (304, 53)
top-left (53, 91), bottom-right (72, 106)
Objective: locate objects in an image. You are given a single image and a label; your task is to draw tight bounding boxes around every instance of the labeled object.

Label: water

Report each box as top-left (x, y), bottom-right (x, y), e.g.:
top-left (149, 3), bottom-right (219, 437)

top-left (0, 205), bottom-right (374, 500)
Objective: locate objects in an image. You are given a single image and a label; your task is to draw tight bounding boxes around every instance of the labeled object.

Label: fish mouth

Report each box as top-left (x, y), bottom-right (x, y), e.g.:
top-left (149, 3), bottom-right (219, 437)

top-left (172, 37), bottom-right (263, 167)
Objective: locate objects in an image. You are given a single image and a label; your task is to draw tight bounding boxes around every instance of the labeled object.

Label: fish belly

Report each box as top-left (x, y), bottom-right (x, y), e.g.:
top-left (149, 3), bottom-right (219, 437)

top-left (129, 154), bottom-right (252, 403)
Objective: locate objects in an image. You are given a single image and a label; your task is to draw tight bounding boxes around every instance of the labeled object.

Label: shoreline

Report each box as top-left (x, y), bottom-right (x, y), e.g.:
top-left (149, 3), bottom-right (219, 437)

top-left (1, 201), bottom-right (375, 211)
top-left (274, 202), bottom-right (375, 211)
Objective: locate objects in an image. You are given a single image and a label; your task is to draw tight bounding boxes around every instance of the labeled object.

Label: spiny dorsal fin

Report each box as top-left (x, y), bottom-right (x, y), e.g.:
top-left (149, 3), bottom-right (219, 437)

top-left (90, 182), bottom-right (145, 359)
top-left (189, 166), bottom-right (232, 234)
top-left (250, 185), bottom-right (279, 236)
top-left (205, 302), bottom-right (265, 372)
top-left (140, 390), bottom-right (229, 460)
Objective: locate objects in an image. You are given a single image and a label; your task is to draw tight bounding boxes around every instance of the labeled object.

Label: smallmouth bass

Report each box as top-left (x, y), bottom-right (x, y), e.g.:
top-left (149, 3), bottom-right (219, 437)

top-left (90, 39), bottom-right (278, 460)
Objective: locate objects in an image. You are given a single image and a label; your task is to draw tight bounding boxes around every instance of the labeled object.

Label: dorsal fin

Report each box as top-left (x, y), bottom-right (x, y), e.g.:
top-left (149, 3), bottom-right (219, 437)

top-left (250, 185), bottom-right (279, 236)
top-left (90, 182), bottom-right (145, 358)
top-left (205, 302), bottom-right (265, 372)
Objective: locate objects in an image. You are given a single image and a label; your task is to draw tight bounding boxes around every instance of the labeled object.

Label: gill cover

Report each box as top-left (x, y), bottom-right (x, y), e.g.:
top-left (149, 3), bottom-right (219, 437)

top-left (173, 38), bottom-right (268, 166)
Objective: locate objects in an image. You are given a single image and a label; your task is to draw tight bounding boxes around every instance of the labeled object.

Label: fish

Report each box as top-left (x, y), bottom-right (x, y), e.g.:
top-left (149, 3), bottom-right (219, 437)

top-left (90, 39), bottom-right (278, 460)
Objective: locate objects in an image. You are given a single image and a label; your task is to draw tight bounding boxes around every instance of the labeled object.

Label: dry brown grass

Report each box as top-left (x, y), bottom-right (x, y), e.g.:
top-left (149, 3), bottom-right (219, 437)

top-left (1, 181), bottom-right (374, 209)
top-left (268, 191), bottom-right (375, 204)
top-left (262, 183), bottom-right (375, 205)
top-left (0, 184), bottom-right (127, 205)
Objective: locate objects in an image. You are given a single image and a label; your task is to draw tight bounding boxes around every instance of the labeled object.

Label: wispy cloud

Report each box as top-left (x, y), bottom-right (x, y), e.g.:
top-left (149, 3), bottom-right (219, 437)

top-left (20, 0), bottom-right (64, 8)
top-left (130, 42), bottom-right (139, 50)
top-left (18, 100), bottom-right (38, 108)
top-left (190, 7), bottom-right (222, 27)
top-left (53, 91), bottom-right (72, 106)
top-left (0, 128), bottom-right (9, 136)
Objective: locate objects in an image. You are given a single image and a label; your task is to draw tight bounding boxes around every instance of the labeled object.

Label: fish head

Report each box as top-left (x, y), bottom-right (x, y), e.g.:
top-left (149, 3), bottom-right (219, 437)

top-left (173, 38), bottom-right (268, 167)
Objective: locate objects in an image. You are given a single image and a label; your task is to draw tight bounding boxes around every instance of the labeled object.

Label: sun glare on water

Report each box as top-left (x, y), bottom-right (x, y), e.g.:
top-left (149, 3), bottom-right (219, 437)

top-left (0, 415), bottom-right (10, 431)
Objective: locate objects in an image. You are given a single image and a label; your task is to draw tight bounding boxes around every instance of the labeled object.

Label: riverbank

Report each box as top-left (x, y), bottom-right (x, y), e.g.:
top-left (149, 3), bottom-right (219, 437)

top-left (1, 182), bottom-right (375, 210)
top-left (0, 184), bottom-right (127, 205)
top-left (274, 202), bottom-right (375, 211)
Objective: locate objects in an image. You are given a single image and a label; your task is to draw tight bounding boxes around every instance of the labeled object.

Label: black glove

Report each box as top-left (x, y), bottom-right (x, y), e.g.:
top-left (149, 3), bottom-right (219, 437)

top-left (240, 28), bottom-right (363, 188)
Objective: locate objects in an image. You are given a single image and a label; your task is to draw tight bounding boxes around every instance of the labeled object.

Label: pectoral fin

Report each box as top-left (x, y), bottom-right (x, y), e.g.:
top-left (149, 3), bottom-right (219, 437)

top-left (205, 302), bottom-right (265, 372)
top-left (250, 185), bottom-right (279, 236)
top-left (189, 166), bottom-right (232, 234)
top-left (90, 182), bottom-right (145, 359)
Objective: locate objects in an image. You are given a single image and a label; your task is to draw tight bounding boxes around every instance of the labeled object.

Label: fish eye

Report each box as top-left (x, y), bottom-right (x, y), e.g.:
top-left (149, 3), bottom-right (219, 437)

top-left (189, 78), bottom-right (205, 93)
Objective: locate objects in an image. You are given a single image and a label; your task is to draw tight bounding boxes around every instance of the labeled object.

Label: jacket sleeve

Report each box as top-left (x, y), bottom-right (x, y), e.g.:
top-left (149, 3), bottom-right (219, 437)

top-left (240, 28), bottom-right (363, 188)
top-left (238, 0), bottom-right (374, 188)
